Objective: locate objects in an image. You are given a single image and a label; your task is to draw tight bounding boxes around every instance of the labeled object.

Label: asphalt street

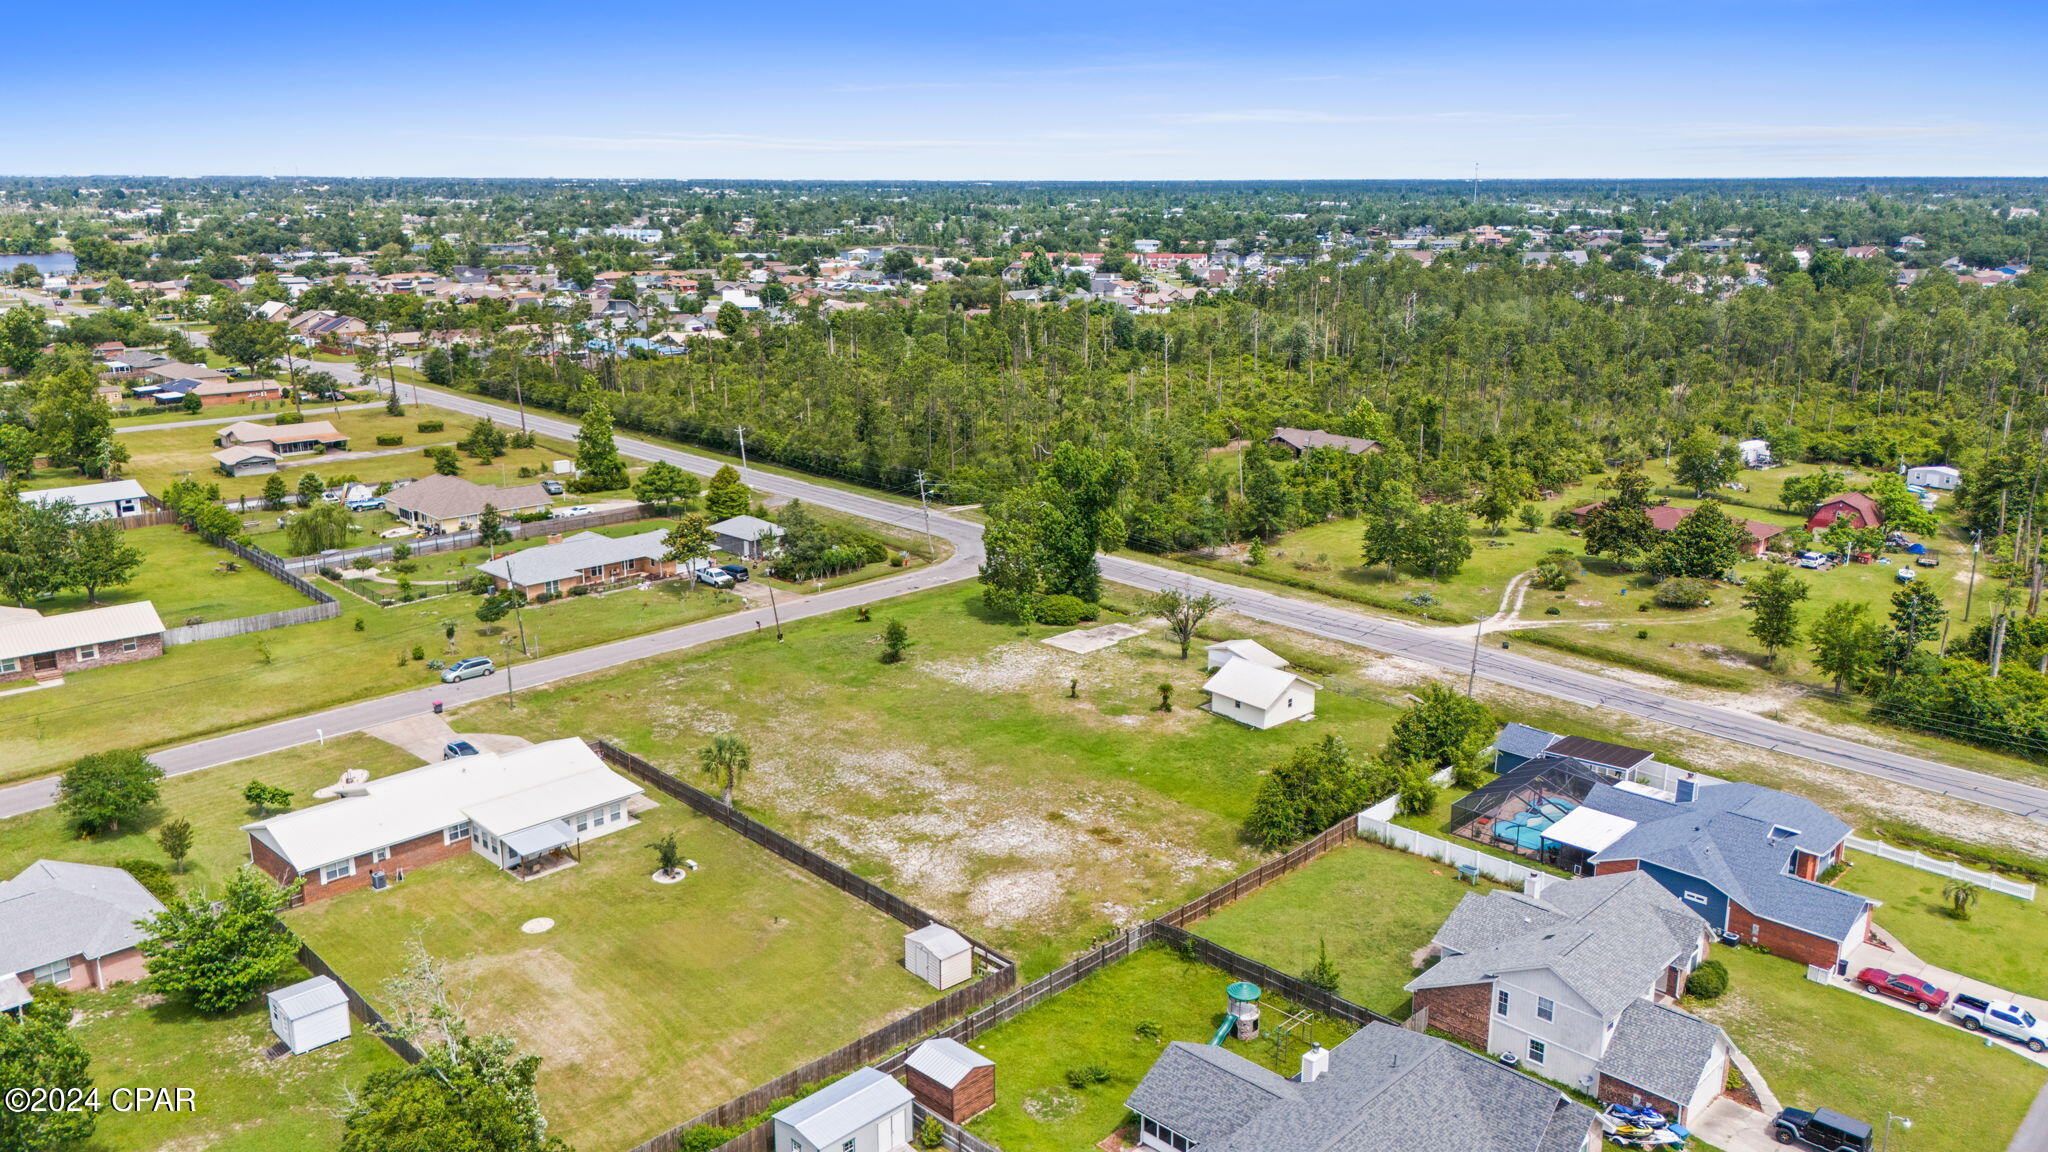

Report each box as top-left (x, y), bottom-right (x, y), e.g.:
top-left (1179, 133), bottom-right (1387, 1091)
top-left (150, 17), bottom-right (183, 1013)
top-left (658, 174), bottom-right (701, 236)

top-left (2, 383), bottom-right (2043, 825)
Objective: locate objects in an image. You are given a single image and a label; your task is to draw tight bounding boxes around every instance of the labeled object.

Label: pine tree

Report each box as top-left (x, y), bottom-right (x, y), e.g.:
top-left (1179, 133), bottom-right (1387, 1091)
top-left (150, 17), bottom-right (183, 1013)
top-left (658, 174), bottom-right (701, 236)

top-left (572, 399), bottom-right (629, 492)
top-left (1301, 938), bottom-right (1342, 995)
top-left (704, 464), bottom-right (751, 520)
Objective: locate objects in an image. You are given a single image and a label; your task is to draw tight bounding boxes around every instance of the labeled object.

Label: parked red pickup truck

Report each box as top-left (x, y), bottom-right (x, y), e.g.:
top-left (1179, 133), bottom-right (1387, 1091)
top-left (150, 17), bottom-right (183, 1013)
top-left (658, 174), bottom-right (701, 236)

top-left (1855, 967), bottom-right (1949, 1012)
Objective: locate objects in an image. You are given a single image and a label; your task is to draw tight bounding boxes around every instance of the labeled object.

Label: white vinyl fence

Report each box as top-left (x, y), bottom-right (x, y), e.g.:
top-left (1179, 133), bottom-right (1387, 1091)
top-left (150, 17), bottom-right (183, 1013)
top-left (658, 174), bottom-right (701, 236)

top-left (1846, 836), bottom-right (2036, 900)
top-left (1356, 767), bottom-right (1544, 888)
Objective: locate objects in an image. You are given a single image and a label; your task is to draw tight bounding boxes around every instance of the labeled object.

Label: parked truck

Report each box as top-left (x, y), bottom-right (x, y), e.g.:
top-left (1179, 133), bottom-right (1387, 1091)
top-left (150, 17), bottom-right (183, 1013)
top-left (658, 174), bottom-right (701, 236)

top-left (1951, 993), bottom-right (2048, 1052)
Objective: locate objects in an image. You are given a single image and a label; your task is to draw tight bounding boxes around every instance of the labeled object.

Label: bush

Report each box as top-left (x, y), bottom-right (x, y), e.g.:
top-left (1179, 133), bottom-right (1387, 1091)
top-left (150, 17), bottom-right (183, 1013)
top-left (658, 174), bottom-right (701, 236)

top-left (29, 981), bottom-right (76, 1017)
top-left (1686, 959), bottom-right (1729, 999)
top-left (534, 591), bottom-right (555, 604)
top-left (416, 420), bottom-right (444, 433)
top-left (375, 434), bottom-right (404, 447)
top-left (1034, 594), bottom-right (1094, 626)
top-left (117, 858), bottom-right (178, 903)
top-left (1543, 605), bottom-right (1561, 615)
top-left (569, 585), bottom-right (590, 596)
top-left (1063, 1063), bottom-right (1112, 1089)
top-left (674, 1125), bottom-right (741, 1152)
top-left (410, 645), bottom-right (426, 661)
top-left (318, 566), bottom-right (342, 581)
top-left (1653, 578), bottom-right (1713, 608)
top-left (273, 411), bottom-right (305, 425)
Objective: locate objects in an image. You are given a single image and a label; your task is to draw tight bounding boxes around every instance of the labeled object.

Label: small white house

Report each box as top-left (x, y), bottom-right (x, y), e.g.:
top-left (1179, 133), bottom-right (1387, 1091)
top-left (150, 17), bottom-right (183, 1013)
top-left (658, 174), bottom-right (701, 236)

top-left (1202, 661), bottom-right (1318, 730)
top-left (1735, 439), bottom-right (1772, 468)
top-left (1904, 464), bottom-right (1961, 491)
top-left (1203, 638), bottom-right (1288, 672)
top-left (19, 480), bottom-right (150, 520)
top-left (771, 1066), bottom-right (914, 1152)
top-left (267, 975), bottom-right (351, 1055)
top-left (904, 924), bottom-right (974, 990)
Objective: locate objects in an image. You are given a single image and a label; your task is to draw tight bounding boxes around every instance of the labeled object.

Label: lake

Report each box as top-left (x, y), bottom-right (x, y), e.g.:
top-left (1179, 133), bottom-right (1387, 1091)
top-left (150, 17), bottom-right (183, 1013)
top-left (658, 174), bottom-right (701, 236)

top-left (0, 253), bottom-right (78, 277)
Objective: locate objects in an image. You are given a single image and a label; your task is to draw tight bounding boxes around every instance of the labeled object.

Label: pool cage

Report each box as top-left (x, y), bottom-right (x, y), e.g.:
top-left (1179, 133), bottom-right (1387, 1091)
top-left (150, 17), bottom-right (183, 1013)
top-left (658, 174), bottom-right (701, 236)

top-left (1448, 756), bottom-right (1610, 873)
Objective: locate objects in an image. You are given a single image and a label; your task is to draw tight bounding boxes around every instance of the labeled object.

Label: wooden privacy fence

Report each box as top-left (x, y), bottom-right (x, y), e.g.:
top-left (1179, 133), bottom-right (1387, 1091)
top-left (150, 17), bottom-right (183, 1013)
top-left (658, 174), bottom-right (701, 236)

top-left (295, 943), bottom-right (424, 1065)
top-left (161, 533), bottom-right (341, 644)
top-left (1846, 835), bottom-right (2037, 900)
top-left (1156, 817), bottom-right (1359, 928)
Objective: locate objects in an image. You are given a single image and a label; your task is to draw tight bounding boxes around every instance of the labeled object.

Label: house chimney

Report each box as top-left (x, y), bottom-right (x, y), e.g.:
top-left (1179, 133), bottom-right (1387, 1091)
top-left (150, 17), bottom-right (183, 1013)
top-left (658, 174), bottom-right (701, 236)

top-left (546, 534), bottom-right (563, 546)
top-left (1300, 1044), bottom-right (1330, 1084)
top-left (1523, 873), bottom-right (1549, 901)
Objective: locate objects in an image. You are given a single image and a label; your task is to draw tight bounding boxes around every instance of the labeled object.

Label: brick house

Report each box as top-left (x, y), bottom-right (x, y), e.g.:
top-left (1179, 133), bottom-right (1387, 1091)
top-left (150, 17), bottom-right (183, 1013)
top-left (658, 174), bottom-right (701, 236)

top-left (384, 474), bottom-right (554, 534)
top-left (244, 739), bottom-right (644, 904)
top-left (1406, 872), bottom-right (1745, 1125)
top-left (190, 378), bottom-right (286, 406)
top-left (477, 529), bottom-right (686, 598)
top-left (0, 602), bottom-right (166, 685)
top-left (0, 860), bottom-right (165, 1013)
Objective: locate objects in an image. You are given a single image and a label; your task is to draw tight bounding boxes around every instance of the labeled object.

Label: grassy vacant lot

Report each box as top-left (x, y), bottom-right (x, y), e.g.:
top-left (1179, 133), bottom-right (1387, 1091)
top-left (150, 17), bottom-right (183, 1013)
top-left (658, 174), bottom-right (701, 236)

top-left (65, 973), bottom-right (403, 1152)
top-left (26, 408), bottom-right (582, 502)
top-left (964, 947), bottom-right (1357, 1152)
top-left (1693, 947), bottom-right (2043, 1152)
top-left (459, 586), bottom-right (1412, 975)
top-left (1845, 851), bottom-right (2048, 1000)
top-left (1192, 840), bottom-right (1501, 1017)
top-left (0, 734), bottom-right (421, 886)
top-left (0, 575), bottom-right (741, 785)
top-left (29, 524), bottom-right (314, 625)
top-left (291, 797), bottom-right (938, 1152)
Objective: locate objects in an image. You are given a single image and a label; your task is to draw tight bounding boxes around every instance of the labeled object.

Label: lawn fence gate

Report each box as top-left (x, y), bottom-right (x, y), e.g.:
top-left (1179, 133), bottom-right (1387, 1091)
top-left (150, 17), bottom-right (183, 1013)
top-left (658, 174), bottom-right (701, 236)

top-left (161, 533), bottom-right (340, 644)
top-left (600, 739), bottom-right (1415, 1152)
top-left (1845, 835), bottom-right (2037, 900)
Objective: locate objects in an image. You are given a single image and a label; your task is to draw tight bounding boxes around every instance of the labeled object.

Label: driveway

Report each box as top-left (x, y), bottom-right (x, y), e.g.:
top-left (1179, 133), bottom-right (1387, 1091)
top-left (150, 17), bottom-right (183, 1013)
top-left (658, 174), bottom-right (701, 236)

top-left (1838, 926), bottom-right (2048, 1069)
top-left (1689, 1098), bottom-right (1783, 1152)
top-left (363, 713), bottom-right (533, 763)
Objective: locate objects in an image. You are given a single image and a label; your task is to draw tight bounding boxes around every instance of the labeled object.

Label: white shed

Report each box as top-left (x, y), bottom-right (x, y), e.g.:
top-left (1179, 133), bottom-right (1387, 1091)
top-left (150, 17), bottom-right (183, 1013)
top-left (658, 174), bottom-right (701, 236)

top-left (1203, 638), bottom-right (1288, 672)
top-left (1735, 439), bottom-right (1772, 467)
top-left (1904, 464), bottom-right (1961, 491)
top-left (772, 1066), bottom-right (914, 1152)
top-left (267, 975), bottom-right (351, 1055)
top-left (1202, 661), bottom-right (1319, 730)
top-left (904, 924), bottom-right (974, 991)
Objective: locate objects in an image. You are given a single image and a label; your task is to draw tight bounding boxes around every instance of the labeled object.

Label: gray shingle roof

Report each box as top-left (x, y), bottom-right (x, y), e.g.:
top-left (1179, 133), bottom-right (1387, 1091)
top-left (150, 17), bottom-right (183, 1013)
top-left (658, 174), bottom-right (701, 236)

top-left (1125, 1042), bottom-right (1299, 1144)
top-left (1492, 723), bottom-right (1560, 762)
top-left (477, 530), bottom-right (670, 585)
top-left (1586, 781), bottom-right (1872, 941)
top-left (1128, 1025), bottom-right (1595, 1152)
top-left (1406, 872), bottom-right (1701, 1019)
top-left (1596, 999), bottom-right (1726, 1105)
top-left (0, 860), bottom-right (164, 975)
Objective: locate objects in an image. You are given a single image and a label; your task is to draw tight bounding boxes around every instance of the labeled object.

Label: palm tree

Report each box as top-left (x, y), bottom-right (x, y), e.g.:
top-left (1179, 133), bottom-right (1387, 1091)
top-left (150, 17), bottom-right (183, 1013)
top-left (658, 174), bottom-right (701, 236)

top-left (698, 735), bottom-right (751, 806)
top-left (1943, 877), bottom-right (1982, 921)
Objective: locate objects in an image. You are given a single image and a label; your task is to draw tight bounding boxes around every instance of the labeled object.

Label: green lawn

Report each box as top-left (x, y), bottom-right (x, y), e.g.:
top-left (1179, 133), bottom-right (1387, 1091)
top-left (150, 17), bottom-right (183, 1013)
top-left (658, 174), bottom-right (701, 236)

top-left (0, 576), bottom-right (742, 785)
top-left (289, 797), bottom-right (939, 1152)
top-left (1844, 851), bottom-right (2048, 1000)
top-left (0, 734), bottom-right (421, 887)
top-left (963, 947), bottom-right (1357, 1152)
top-left (456, 586), bottom-right (1412, 975)
top-left (65, 972), bottom-right (403, 1152)
top-left (109, 395), bottom-right (378, 428)
top-left (1692, 947), bottom-right (2043, 1152)
top-left (1191, 839), bottom-right (1502, 1017)
top-left (24, 524), bottom-right (315, 625)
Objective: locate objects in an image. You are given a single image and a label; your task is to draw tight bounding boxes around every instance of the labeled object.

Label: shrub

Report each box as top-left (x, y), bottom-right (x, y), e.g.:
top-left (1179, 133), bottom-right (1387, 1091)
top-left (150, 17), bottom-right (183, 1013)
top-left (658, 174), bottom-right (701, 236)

top-left (318, 566), bottom-right (342, 581)
top-left (28, 981), bottom-right (76, 1017)
top-left (534, 591), bottom-right (555, 604)
top-left (416, 420), bottom-right (444, 433)
top-left (410, 645), bottom-right (426, 661)
top-left (1035, 594), bottom-right (1093, 626)
top-left (674, 1125), bottom-right (741, 1152)
top-left (1064, 1063), bottom-right (1112, 1089)
top-left (273, 411), bottom-right (305, 425)
top-left (1637, 602), bottom-right (1651, 612)
top-left (916, 1114), bottom-right (944, 1149)
top-left (1543, 606), bottom-right (1561, 615)
top-left (569, 585), bottom-right (589, 596)
top-left (1653, 578), bottom-right (1713, 608)
top-left (1686, 959), bottom-right (1729, 999)
top-left (117, 858), bottom-right (178, 903)
top-left (375, 434), bottom-right (404, 446)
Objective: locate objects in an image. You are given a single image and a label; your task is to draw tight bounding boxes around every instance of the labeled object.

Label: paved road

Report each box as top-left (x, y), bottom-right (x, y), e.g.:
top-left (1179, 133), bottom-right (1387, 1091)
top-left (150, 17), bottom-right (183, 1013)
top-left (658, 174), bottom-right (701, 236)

top-left (4, 383), bottom-right (2046, 825)
top-left (114, 401), bottom-right (381, 434)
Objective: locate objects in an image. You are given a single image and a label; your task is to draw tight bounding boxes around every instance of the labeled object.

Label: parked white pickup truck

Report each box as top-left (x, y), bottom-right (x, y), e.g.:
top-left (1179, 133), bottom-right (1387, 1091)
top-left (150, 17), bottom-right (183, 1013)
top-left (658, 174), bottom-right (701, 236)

top-left (1953, 993), bottom-right (2048, 1052)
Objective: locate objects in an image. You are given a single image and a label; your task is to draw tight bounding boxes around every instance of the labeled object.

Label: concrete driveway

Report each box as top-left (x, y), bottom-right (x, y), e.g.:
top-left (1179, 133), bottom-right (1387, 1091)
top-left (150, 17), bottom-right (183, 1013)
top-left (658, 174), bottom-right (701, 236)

top-left (1838, 927), bottom-right (2048, 1069)
top-left (363, 713), bottom-right (532, 763)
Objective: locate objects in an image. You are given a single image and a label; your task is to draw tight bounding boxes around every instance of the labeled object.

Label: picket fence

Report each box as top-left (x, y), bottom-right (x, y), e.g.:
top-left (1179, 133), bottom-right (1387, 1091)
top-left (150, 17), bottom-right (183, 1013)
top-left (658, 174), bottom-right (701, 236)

top-left (1845, 835), bottom-right (2037, 900)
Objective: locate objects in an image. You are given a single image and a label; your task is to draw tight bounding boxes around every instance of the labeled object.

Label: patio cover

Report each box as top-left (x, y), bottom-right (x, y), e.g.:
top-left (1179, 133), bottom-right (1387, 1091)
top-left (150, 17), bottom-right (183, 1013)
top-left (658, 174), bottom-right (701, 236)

top-left (501, 819), bottom-right (577, 858)
top-left (1543, 806), bottom-right (1639, 853)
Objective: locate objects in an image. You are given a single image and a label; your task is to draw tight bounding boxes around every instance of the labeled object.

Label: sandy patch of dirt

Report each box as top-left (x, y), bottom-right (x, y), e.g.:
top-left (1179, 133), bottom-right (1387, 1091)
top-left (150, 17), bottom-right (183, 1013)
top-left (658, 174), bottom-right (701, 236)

top-left (443, 948), bottom-right (625, 1075)
top-left (1352, 654), bottom-right (1460, 688)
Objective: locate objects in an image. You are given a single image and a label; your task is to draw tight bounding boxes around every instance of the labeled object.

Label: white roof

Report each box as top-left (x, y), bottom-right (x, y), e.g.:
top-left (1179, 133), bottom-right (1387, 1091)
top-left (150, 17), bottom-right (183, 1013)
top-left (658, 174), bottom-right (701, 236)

top-left (1543, 806), bottom-right (1640, 853)
top-left (709, 514), bottom-right (784, 541)
top-left (0, 602), bottom-right (165, 663)
top-left (774, 1067), bottom-right (910, 1147)
top-left (905, 924), bottom-right (972, 959)
top-left (1204, 638), bottom-right (1287, 670)
top-left (268, 975), bottom-right (348, 1019)
top-left (243, 738), bottom-right (643, 872)
top-left (1909, 464), bottom-right (1960, 477)
top-left (19, 480), bottom-right (147, 508)
top-left (905, 1038), bottom-right (994, 1088)
top-left (1201, 660), bottom-right (1318, 710)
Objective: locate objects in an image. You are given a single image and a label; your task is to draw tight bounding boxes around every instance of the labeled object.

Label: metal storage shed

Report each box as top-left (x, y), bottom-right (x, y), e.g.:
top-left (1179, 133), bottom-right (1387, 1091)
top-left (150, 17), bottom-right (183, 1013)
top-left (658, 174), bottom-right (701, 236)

top-left (267, 975), bottom-right (351, 1055)
top-left (904, 924), bottom-right (974, 990)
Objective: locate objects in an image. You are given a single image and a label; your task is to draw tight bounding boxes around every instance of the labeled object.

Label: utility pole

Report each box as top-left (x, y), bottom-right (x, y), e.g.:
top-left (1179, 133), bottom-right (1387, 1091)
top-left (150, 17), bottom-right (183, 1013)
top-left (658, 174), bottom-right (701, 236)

top-left (765, 580), bottom-right (784, 642)
top-left (735, 424), bottom-right (750, 479)
top-left (511, 337), bottom-right (529, 435)
top-left (505, 553), bottom-right (529, 656)
top-left (1467, 618), bottom-right (1484, 696)
top-left (913, 470), bottom-right (934, 554)
top-left (1964, 530), bottom-right (1982, 621)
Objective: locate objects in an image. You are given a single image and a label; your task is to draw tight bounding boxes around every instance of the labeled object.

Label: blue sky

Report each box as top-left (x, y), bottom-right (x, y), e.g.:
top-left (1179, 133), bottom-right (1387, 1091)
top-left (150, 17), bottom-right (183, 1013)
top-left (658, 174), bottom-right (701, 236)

top-left (11, 0), bottom-right (2044, 179)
